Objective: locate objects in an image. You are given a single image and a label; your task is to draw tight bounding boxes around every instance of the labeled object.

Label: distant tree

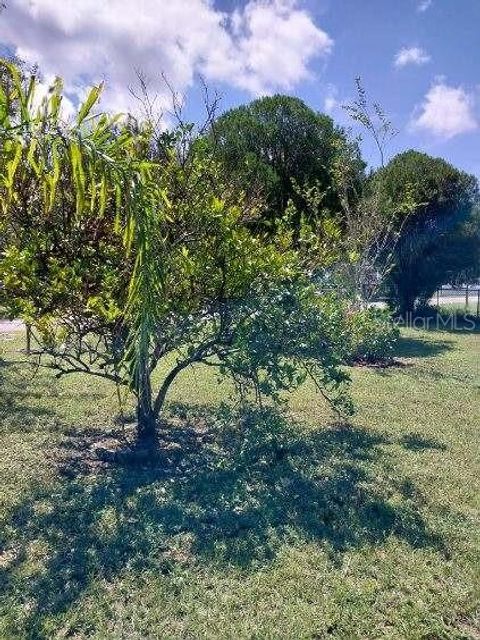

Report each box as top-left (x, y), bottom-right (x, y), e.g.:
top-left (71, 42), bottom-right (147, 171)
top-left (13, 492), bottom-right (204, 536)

top-left (210, 94), bottom-right (365, 230)
top-left (320, 79), bottom-right (410, 307)
top-left (343, 77), bottom-right (398, 169)
top-left (444, 205), bottom-right (480, 287)
top-left (374, 150), bottom-right (479, 313)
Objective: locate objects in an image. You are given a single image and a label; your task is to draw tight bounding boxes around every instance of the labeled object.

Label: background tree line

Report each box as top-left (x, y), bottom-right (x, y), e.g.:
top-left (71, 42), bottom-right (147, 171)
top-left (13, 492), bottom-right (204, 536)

top-left (209, 93), bottom-right (480, 314)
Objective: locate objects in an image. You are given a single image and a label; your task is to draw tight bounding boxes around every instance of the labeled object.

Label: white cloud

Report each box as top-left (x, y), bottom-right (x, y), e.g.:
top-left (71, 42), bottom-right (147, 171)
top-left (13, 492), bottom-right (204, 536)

top-left (411, 82), bottom-right (478, 140)
top-left (323, 85), bottom-right (338, 113)
top-left (0, 0), bottom-right (333, 114)
top-left (417, 0), bottom-right (432, 12)
top-left (394, 46), bottom-right (430, 68)
top-left (324, 95), bottom-right (337, 113)
top-left (29, 74), bottom-right (77, 120)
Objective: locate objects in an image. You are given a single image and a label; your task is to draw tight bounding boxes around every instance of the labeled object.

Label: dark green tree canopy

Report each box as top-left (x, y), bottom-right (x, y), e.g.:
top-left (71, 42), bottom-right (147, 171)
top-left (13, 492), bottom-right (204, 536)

top-left (210, 94), bottom-right (364, 228)
top-left (374, 150), bottom-right (479, 312)
top-left (375, 150), bottom-right (478, 223)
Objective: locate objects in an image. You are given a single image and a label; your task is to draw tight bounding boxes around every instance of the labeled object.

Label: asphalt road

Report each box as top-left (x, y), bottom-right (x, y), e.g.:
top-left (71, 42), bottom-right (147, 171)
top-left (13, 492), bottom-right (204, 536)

top-left (0, 319), bottom-right (24, 333)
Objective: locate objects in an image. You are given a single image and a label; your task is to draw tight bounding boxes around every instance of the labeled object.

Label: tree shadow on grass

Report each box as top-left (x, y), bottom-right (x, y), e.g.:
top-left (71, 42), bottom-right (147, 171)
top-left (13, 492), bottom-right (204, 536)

top-left (0, 360), bottom-right (56, 434)
top-left (400, 432), bottom-right (447, 452)
top-left (394, 334), bottom-right (454, 360)
top-left (403, 307), bottom-right (480, 335)
top-left (0, 404), bottom-right (451, 635)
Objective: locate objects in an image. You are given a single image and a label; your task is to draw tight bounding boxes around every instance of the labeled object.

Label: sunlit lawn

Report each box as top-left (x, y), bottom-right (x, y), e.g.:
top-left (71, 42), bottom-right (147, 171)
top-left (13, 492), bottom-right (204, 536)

top-left (0, 326), bottom-right (479, 639)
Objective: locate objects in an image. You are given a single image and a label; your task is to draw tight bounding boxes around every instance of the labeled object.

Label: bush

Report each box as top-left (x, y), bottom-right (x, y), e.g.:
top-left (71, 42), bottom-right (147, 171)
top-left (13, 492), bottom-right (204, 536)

top-left (343, 307), bottom-right (399, 364)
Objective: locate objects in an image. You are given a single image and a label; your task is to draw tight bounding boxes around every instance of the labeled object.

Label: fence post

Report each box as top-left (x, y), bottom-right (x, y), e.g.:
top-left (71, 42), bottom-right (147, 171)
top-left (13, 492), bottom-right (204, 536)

top-left (477, 290), bottom-right (480, 318)
top-left (25, 323), bottom-right (31, 355)
top-left (465, 285), bottom-right (469, 312)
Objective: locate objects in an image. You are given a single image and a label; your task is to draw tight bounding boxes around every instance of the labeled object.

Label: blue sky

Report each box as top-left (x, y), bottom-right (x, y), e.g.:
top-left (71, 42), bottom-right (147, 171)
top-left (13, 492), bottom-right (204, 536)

top-left (1, 0), bottom-right (478, 176)
top-left (306, 0), bottom-right (480, 175)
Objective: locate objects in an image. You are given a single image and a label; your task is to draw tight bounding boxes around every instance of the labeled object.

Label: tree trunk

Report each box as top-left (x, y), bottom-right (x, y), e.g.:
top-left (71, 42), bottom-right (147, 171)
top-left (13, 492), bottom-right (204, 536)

top-left (135, 356), bottom-right (157, 450)
top-left (136, 400), bottom-right (157, 448)
top-left (153, 360), bottom-right (192, 424)
top-left (397, 288), bottom-right (415, 320)
top-left (135, 357), bottom-right (197, 451)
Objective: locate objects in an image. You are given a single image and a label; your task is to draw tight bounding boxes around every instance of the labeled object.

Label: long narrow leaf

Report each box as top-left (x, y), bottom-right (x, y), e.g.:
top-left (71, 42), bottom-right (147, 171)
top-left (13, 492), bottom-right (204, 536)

top-left (77, 83), bottom-right (104, 125)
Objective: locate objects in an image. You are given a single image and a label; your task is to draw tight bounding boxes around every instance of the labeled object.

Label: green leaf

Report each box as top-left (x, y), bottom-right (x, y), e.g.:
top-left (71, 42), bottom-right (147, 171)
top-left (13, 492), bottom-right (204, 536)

top-left (77, 83), bottom-right (104, 125)
top-left (69, 140), bottom-right (86, 216)
top-left (4, 142), bottom-right (22, 191)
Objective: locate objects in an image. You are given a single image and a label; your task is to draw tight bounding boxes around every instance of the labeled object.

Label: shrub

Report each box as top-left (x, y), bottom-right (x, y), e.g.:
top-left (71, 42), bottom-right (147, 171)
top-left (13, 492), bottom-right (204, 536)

top-left (344, 307), bottom-right (399, 364)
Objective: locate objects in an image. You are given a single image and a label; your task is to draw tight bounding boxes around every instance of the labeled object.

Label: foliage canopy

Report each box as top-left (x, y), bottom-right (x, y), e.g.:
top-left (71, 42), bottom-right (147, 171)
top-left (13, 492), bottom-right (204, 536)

top-left (210, 94), bottom-right (365, 230)
top-left (374, 150), bottom-right (479, 312)
top-left (0, 61), bottom-right (352, 448)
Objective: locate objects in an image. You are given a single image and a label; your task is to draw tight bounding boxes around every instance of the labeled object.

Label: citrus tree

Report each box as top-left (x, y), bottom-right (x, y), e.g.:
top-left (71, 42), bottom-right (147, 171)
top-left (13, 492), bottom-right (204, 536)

top-left (0, 61), bottom-right (351, 450)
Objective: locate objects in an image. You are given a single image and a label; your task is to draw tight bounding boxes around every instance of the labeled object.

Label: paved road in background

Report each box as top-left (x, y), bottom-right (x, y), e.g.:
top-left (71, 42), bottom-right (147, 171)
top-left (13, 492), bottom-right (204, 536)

top-left (0, 320), bottom-right (24, 333)
top-left (434, 296), bottom-right (479, 306)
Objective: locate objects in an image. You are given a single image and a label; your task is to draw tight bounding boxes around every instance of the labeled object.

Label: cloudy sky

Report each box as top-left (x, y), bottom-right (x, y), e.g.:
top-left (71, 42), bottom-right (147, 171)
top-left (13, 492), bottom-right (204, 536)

top-left (0, 0), bottom-right (479, 175)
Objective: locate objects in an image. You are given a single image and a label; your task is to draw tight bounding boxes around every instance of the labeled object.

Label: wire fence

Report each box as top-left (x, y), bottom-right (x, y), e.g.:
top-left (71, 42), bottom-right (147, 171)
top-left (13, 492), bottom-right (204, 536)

top-left (433, 286), bottom-right (480, 317)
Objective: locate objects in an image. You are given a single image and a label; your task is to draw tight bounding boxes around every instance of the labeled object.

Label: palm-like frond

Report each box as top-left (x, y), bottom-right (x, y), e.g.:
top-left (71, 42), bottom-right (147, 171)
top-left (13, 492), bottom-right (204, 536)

top-left (0, 60), bottom-right (164, 394)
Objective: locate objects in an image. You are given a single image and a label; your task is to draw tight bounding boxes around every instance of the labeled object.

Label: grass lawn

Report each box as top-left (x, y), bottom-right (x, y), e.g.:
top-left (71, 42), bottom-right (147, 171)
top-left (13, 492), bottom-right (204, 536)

top-left (437, 301), bottom-right (480, 317)
top-left (0, 327), bottom-right (479, 639)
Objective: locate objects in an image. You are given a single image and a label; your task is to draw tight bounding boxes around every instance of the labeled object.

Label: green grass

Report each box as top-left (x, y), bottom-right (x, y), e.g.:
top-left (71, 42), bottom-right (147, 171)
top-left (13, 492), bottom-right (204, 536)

top-left (438, 301), bottom-right (480, 315)
top-left (0, 327), bottom-right (479, 639)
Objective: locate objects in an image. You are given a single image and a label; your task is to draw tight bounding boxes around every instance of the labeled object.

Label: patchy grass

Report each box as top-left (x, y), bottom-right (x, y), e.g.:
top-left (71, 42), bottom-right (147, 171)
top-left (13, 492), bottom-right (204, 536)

top-left (0, 327), bottom-right (479, 639)
top-left (437, 299), bottom-right (480, 315)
